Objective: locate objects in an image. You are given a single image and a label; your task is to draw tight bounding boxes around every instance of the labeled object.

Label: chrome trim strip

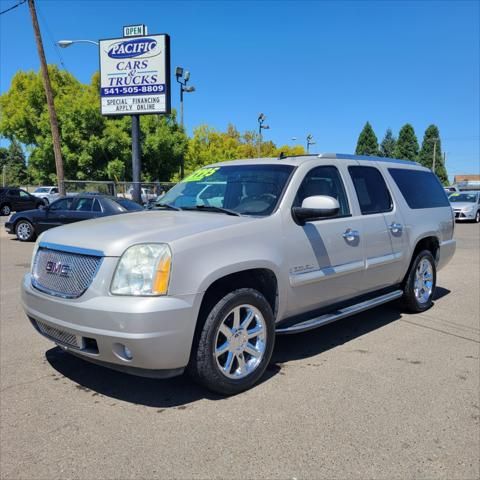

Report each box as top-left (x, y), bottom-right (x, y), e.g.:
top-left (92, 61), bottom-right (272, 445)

top-left (332, 153), bottom-right (421, 166)
top-left (366, 252), bottom-right (403, 268)
top-left (39, 241), bottom-right (104, 257)
top-left (289, 260), bottom-right (364, 287)
top-left (276, 290), bottom-right (403, 334)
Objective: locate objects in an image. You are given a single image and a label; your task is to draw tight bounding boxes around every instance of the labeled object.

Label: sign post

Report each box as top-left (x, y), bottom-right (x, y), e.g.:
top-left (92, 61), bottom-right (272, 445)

top-left (99, 31), bottom-right (170, 204)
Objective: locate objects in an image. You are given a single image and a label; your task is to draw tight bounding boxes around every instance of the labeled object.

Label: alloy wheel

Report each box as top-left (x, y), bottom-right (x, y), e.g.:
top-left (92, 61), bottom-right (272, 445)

top-left (16, 222), bottom-right (32, 241)
top-left (414, 258), bottom-right (434, 304)
top-left (214, 304), bottom-right (267, 380)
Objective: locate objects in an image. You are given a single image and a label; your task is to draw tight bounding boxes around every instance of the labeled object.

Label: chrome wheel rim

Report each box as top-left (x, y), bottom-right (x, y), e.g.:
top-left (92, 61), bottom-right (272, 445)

top-left (1, 206), bottom-right (10, 215)
top-left (17, 222), bottom-right (32, 240)
top-left (214, 304), bottom-right (267, 380)
top-left (414, 258), bottom-right (434, 304)
top-left (476, 211), bottom-right (480, 223)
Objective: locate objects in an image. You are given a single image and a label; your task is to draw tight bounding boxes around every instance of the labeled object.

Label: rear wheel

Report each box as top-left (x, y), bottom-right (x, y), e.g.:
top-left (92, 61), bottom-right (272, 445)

top-left (402, 250), bottom-right (436, 312)
top-left (15, 220), bottom-right (35, 242)
top-left (42, 197), bottom-right (49, 206)
top-left (189, 288), bottom-right (275, 395)
top-left (0, 204), bottom-right (11, 216)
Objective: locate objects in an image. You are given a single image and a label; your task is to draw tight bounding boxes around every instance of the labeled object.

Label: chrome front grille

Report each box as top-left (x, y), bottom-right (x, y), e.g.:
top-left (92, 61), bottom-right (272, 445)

top-left (32, 246), bottom-right (103, 298)
top-left (35, 320), bottom-right (82, 348)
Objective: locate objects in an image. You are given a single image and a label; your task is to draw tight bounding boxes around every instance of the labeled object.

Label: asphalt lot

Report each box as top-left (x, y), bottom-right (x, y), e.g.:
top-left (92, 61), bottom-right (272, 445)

top-left (0, 217), bottom-right (479, 480)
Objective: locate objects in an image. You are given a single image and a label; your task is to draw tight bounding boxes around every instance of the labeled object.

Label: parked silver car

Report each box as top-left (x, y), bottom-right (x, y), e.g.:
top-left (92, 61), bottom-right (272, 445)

top-left (22, 154), bottom-right (456, 395)
top-left (30, 186), bottom-right (60, 205)
top-left (449, 191), bottom-right (480, 222)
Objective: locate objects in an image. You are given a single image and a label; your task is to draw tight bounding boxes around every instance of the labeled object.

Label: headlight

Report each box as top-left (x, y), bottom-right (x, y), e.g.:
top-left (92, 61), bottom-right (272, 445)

top-left (111, 244), bottom-right (172, 296)
top-left (30, 233), bottom-right (45, 272)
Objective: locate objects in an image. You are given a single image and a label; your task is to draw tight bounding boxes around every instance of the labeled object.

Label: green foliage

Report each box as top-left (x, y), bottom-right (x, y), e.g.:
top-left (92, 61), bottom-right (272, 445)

top-left (0, 67), bottom-right (188, 183)
top-left (355, 122), bottom-right (379, 156)
top-left (394, 124), bottom-right (419, 161)
top-left (379, 128), bottom-right (397, 158)
top-left (184, 124), bottom-right (305, 176)
top-left (0, 139), bottom-right (27, 186)
top-left (418, 124), bottom-right (448, 184)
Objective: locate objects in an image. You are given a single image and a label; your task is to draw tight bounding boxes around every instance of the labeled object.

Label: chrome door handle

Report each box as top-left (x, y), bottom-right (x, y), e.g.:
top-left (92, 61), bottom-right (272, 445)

top-left (389, 222), bottom-right (403, 234)
top-left (342, 229), bottom-right (360, 242)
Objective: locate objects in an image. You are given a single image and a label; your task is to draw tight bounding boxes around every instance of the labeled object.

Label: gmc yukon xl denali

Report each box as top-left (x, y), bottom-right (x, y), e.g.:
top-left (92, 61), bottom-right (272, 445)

top-left (22, 154), bottom-right (456, 395)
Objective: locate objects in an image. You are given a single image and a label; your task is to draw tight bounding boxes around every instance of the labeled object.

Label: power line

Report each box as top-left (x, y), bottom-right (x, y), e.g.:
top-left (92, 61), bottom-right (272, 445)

top-left (0, 0), bottom-right (26, 15)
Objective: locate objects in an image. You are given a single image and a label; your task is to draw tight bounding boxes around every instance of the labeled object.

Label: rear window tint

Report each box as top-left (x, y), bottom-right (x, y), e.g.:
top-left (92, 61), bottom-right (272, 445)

top-left (388, 168), bottom-right (449, 209)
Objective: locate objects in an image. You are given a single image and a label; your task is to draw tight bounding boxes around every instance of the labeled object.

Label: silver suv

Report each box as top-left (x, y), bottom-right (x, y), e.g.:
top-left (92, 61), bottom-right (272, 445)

top-left (22, 154), bottom-right (456, 395)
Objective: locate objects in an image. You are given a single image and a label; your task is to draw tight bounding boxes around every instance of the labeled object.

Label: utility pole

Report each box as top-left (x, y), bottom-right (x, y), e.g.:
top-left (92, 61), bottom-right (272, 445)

top-left (2, 165), bottom-right (6, 187)
top-left (432, 140), bottom-right (437, 174)
top-left (131, 115), bottom-right (141, 205)
top-left (28, 0), bottom-right (65, 195)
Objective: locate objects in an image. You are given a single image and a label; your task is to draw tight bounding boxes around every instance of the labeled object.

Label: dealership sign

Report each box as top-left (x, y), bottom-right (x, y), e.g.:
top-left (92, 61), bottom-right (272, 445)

top-left (99, 34), bottom-right (171, 116)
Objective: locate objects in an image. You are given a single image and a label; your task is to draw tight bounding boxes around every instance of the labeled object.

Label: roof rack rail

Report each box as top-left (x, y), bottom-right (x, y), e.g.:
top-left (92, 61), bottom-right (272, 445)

top-left (318, 153), bottom-right (420, 166)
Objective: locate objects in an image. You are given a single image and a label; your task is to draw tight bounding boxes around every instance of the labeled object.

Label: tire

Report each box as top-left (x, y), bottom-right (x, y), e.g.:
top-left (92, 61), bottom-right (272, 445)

top-left (15, 220), bottom-right (36, 242)
top-left (0, 204), bottom-right (11, 216)
top-left (475, 210), bottom-right (480, 223)
top-left (42, 197), bottom-right (49, 206)
top-left (402, 250), bottom-right (436, 313)
top-left (189, 288), bottom-right (275, 396)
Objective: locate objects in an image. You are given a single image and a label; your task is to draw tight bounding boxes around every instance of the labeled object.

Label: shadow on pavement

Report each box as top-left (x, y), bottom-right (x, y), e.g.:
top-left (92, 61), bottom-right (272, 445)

top-left (46, 289), bottom-right (451, 408)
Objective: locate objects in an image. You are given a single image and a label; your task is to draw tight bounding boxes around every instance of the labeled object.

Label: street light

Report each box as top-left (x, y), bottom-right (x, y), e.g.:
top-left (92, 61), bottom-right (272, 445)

top-left (176, 67), bottom-right (196, 178)
top-left (57, 39), bottom-right (99, 47)
top-left (306, 134), bottom-right (316, 153)
top-left (257, 113), bottom-right (270, 157)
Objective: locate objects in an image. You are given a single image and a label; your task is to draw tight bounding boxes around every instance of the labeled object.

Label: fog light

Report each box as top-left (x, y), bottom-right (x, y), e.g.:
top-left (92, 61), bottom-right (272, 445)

top-left (124, 345), bottom-right (133, 360)
top-left (113, 343), bottom-right (133, 361)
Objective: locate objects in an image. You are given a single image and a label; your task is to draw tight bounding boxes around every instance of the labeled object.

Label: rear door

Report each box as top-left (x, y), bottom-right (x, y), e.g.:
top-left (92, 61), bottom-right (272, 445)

top-left (348, 165), bottom-right (406, 291)
top-left (68, 197), bottom-right (96, 222)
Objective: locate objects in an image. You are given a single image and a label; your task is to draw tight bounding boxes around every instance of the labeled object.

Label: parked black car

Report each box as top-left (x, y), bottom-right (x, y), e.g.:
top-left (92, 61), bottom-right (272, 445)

top-left (0, 187), bottom-right (44, 216)
top-left (5, 194), bottom-right (143, 242)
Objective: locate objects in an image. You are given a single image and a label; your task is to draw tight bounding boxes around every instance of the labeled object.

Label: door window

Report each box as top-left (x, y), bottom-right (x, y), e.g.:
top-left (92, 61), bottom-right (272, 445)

top-left (49, 198), bottom-right (73, 211)
top-left (294, 165), bottom-right (350, 217)
top-left (19, 190), bottom-right (31, 198)
top-left (74, 198), bottom-right (94, 211)
top-left (8, 189), bottom-right (19, 197)
top-left (348, 166), bottom-right (392, 214)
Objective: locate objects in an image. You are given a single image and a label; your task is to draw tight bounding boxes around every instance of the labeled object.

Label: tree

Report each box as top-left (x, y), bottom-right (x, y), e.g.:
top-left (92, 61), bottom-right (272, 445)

top-left (418, 124), bottom-right (448, 184)
top-left (379, 128), bottom-right (397, 158)
top-left (0, 67), bottom-right (188, 183)
top-left (355, 122), bottom-right (379, 156)
top-left (0, 139), bottom-right (27, 186)
top-left (394, 124), bottom-right (419, 161)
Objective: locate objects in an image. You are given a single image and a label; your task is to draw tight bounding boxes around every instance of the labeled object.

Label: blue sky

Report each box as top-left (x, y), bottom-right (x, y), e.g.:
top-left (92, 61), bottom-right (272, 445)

top-left (1, 0), bottom-right (479, 178)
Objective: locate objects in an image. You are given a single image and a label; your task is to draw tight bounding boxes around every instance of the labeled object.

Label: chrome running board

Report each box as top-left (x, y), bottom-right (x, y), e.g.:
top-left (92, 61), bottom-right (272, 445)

top-left (276, 290), bottom-right (403, 335)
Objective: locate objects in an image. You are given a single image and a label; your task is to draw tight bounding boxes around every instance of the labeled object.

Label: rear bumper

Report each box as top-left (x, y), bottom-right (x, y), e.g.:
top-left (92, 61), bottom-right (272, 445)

top-left (437, 239), bottom-right (456, 271)
top-left (21, 273), bottom-right (202, 376)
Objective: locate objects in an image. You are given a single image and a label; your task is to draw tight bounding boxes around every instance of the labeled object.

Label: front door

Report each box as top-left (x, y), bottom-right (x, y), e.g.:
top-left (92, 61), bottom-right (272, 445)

top-left (285, 164), bottom-right (365, 315)
top-left (37, 197), bottom-right (74, 233)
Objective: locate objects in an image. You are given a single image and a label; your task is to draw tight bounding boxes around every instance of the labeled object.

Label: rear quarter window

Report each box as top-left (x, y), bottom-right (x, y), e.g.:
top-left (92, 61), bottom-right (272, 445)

top-left (388, 168), bottom-right (449, 209)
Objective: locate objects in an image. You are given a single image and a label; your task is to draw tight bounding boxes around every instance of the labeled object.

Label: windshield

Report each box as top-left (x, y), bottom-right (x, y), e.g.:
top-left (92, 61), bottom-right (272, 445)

top-left (449, 193), bottom-right (478, 203)
top-left (114, 198), bottom-right (144, 211)
top-left (34, 187), bottom-right (50, 193)
top-left (159, 164), bottom-right (294, 216)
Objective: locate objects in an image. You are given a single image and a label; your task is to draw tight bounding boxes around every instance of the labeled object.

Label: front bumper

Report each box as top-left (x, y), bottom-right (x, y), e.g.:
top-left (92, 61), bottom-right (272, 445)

top-left (454, 210), bottom-right (477, 221)
top-left (5, 221), bottom-right (14, 234)
top-left (21, 273), bottom-right (202, 377)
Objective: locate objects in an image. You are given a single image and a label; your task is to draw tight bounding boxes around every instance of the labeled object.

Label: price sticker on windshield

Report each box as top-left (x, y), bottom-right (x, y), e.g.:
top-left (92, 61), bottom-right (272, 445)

top-left (183, 168), bottom-right (220, 182)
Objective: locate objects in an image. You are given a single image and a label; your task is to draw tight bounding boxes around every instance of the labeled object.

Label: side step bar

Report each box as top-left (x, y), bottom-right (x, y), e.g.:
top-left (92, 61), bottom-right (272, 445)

top-left (276, 290), bottom-right (403, 335)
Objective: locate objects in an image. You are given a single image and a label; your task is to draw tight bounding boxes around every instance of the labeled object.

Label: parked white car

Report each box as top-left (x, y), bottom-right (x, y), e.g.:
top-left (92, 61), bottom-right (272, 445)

top-left (118, 187), bottom-right (156, 204)
top-left (30, 186), bottom-right (60, 205)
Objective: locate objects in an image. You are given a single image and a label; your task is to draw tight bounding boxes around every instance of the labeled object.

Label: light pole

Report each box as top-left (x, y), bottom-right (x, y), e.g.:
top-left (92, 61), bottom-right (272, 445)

top-left (176, 67), bottom-right (195, 178)
top-left (257, 113), bottom-right (270, 157)
top-left (306, 134), bottom-right (315, 153)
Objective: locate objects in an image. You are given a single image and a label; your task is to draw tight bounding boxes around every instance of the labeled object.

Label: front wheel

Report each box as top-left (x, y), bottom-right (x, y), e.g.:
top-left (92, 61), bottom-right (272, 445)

top-left (475, 210), bottom-right (480, 223)
top-left (402, 250), bottom-right (436, 312)
top-left (189, 288), bottom-right (275, 395)
top-left (15, 220), bottom-right (36, 242)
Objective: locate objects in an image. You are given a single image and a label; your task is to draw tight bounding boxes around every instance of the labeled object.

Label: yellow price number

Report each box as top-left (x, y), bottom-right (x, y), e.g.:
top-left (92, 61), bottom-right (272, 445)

top-left (183, 167), bottom-right (220, 182)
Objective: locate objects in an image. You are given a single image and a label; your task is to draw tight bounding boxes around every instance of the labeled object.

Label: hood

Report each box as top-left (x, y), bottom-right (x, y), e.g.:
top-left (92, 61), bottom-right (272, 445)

top-left (450, 202), bottom-right (476, 210)
top-left (38, 210), bottom-right (259, 256)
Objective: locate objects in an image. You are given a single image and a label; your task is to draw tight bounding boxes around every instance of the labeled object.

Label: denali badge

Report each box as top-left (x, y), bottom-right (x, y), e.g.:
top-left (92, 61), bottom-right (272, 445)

top-left (45, 261), bottom-right (71, 277)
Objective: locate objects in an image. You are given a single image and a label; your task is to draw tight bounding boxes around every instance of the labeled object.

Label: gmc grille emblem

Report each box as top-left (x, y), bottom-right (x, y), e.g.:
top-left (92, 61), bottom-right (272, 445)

top-left (45, 261), bottom-right (71, 277)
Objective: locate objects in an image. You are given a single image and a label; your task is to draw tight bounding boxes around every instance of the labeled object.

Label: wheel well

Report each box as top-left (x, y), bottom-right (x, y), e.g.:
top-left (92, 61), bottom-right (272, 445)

top-left (403, 236), bottom-right (440, 284)
top-left (191, 269), bottom-right (278, 353)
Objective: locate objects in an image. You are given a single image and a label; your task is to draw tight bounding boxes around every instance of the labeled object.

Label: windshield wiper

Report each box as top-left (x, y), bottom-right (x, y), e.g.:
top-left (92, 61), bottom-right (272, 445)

top-left (184, 205), bottom-right (241, 216)
top-left (155, 202), bottom-right (182, 211)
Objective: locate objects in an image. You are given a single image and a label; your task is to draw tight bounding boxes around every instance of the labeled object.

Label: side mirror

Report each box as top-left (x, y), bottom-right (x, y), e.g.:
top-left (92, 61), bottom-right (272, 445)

top-left (292, 195), bottom-right (340, 225)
